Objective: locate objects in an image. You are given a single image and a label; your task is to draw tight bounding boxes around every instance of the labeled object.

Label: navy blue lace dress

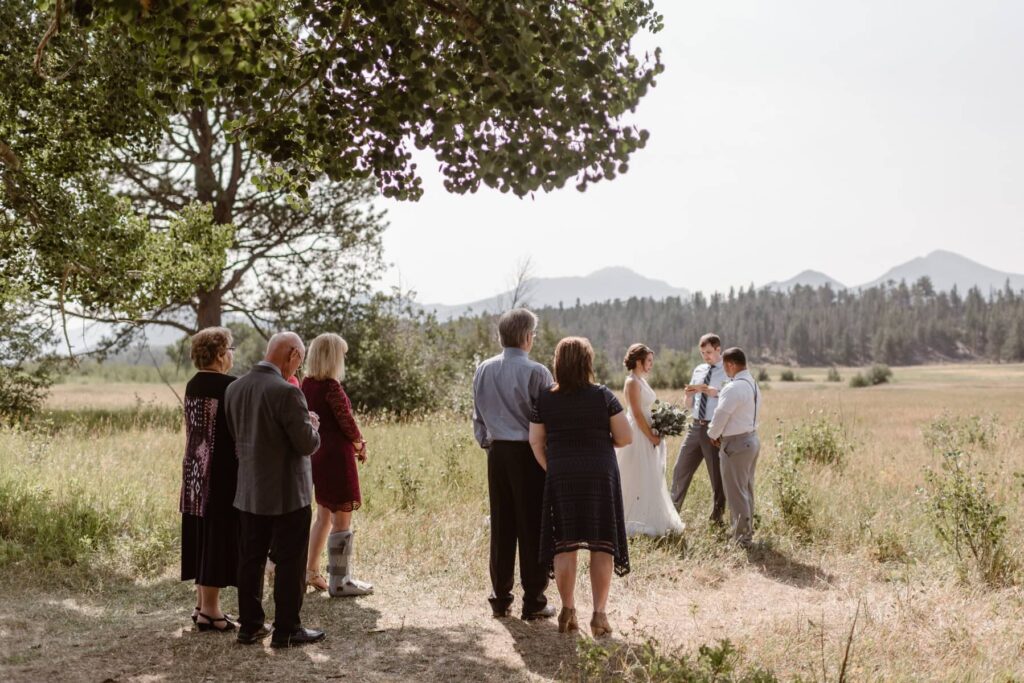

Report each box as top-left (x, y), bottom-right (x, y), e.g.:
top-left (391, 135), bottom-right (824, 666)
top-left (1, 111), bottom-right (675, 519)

top-left (531, 384), bottom-right (630, 577)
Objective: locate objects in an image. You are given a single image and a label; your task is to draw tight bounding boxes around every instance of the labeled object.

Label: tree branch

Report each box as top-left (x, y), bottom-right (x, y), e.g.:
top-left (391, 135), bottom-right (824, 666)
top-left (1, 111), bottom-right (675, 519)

top-left (34, 0), bottom-right (64, 77)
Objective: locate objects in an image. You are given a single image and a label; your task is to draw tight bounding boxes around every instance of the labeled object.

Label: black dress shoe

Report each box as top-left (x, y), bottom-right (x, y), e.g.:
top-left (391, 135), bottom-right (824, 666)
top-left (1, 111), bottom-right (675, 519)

top-left (270, 627), bottom-right (326, 648)
top-left (492, 607), bottom-right (512, 618)
top-left (522, 605), bottom-right (557, 621)
top-left (236, 624), bottom-right (271, 644)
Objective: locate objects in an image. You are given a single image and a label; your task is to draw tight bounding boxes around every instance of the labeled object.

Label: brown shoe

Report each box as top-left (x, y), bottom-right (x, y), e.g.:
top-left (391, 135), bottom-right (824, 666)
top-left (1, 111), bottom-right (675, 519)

top-left (590, 612), bottom-right (612, 637)
top-left (558, 607), bottom-right (578, 633)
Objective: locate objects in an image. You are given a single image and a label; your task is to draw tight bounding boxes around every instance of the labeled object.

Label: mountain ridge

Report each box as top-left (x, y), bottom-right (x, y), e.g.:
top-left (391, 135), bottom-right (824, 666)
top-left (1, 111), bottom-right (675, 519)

top-left (421, 250), bottom-right (1024, 319)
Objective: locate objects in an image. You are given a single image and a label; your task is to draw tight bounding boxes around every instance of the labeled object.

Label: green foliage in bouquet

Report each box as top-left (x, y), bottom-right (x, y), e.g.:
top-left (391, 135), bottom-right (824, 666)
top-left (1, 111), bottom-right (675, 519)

top-left (650, 400), bottom-right (690, 437)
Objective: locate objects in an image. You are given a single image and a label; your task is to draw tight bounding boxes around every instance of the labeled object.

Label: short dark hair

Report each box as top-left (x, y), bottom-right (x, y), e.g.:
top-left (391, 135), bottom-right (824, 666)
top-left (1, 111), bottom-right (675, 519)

top-left (190, 327), bottom-right (232, 370)
top-left (623, 343), bottom-right (653, 371)
top-left (722, 347), bottom-right (747, 367)
top-left (699, 333), bottom-right (721, 349)
top-left (553, 337), bottom-right (595, 393)
top-left (498, 308), bottom-right (538, 348)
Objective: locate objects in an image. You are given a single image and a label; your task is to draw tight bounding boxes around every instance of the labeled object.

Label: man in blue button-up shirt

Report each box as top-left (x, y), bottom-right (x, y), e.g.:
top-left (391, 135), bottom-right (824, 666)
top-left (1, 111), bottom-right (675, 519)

top-left (670, 333), bottom-right (728, 523)
top-left (472, 308), bottom-right (555, 621)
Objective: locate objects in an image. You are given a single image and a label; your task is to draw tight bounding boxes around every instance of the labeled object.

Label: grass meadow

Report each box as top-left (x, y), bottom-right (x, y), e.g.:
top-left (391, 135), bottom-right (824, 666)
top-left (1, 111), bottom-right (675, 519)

top-left (1, 364), bottom-right (1024, 681)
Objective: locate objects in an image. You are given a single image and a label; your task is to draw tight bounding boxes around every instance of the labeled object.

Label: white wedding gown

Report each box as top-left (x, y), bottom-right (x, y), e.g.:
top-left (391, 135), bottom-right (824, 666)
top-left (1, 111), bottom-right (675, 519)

top-left (616, 374), bottom-right (685, 537)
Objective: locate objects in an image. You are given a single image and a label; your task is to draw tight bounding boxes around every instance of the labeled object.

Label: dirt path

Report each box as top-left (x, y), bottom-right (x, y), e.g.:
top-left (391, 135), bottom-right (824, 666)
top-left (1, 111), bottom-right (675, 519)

top-left (3, 548), bottom-right (1022, 682)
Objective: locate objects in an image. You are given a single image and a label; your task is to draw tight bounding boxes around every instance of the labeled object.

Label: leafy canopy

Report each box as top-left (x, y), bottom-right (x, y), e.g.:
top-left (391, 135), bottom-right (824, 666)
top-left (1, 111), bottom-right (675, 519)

top-left (70, 0), bottom-right (664, 198)
top-left (1, 1), bottom-right (232, 316)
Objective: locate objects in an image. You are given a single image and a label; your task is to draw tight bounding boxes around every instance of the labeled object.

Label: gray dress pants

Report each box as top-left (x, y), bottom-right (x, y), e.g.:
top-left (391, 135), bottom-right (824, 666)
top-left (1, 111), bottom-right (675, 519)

top-left (670, 424), bottom-right (726, 520)
top-left (718, 431), bottom-right (760, 544)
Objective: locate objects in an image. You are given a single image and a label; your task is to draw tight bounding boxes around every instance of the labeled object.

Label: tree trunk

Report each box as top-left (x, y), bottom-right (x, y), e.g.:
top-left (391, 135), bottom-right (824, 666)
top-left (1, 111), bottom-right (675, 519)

top-left (196, 288), bottom-right (223, 329)
top-left (190, 105), bottom-right (229, 332)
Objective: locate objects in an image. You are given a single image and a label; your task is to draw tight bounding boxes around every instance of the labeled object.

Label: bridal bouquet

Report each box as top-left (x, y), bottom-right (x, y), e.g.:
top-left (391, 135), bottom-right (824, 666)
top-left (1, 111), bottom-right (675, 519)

top-left (650, 400), bottom-right (690, 437)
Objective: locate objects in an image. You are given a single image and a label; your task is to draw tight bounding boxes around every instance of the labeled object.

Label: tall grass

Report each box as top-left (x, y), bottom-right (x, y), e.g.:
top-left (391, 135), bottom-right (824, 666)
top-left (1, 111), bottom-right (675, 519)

top-left (2, 372), bottom-right (1024, 679)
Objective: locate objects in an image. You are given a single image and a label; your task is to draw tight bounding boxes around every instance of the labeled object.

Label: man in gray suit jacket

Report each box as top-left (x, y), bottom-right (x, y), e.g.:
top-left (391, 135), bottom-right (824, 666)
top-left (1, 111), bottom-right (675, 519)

top-left (225, 332), bottom-right (326, 648)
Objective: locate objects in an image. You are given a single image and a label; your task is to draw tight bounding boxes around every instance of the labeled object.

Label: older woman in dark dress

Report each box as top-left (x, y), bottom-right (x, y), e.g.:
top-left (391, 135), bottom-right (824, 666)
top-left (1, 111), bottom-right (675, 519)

top-left (180, 327), bottom-right (238, 632)
top-left (302, 333), bottom-right (373, 597)
top-left (529, 336), bottom-right (633, 637)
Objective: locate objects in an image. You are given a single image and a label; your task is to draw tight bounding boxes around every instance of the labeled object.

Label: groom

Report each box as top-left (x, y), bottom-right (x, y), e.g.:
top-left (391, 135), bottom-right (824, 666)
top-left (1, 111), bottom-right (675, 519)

top-left (472, 308), bottom-right (556, 621)
top-left (671, 333), bottom-right (728, 523)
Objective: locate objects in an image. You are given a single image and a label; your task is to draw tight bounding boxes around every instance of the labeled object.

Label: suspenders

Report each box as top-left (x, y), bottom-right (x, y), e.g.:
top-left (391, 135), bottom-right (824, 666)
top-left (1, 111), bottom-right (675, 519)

top-left (735, 376), bottom-right (759, 431)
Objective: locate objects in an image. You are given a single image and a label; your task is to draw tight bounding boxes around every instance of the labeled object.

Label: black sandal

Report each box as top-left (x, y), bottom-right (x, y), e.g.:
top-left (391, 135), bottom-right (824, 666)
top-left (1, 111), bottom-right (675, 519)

top-left (196, 612), bottom-right (237, 632)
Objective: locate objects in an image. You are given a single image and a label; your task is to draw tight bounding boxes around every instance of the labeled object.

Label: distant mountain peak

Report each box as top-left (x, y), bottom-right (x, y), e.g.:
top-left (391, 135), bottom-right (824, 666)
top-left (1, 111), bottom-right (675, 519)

top-left (764, 270), bottom-right (846, 291)
top-left (858, 250), bottom-right (1024, 292)
top-left (420, 266), bottom-right (689, 320)
top-left (588, 265), bottom-right (641, 277)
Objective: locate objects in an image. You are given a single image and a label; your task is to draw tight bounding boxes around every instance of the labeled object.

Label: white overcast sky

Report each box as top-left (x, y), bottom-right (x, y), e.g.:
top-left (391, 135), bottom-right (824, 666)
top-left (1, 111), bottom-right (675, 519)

top-left (377, 0), bottom-right (1024, 305)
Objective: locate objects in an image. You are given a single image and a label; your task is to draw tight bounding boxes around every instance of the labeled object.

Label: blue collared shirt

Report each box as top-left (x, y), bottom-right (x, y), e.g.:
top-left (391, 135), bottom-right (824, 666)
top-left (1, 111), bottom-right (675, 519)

top-left (472, 348), bottom-right (554, 448)
top-left (689, 361), bottom-right (727, 418)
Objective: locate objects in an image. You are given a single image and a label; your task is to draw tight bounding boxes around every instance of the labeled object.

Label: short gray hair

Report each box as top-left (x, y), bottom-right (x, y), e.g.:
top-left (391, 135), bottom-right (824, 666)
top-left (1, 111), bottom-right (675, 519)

top-left (498, 308), bottom-right (538, 348)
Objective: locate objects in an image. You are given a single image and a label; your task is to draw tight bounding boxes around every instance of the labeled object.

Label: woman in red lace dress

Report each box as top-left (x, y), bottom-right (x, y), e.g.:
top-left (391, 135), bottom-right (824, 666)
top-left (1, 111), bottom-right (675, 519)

top-left (301, 333), bottom-right (373, 596)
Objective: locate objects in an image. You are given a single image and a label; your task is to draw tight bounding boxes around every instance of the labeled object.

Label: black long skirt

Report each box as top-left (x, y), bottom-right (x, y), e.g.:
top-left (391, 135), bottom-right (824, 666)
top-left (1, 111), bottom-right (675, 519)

top-left (180, 508), bottom-right (240, 588)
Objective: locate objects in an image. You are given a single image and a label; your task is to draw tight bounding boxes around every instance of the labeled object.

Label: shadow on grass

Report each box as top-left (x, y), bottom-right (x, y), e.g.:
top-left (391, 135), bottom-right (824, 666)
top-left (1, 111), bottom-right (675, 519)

top-left (744, 543), bottom-right (834, 589)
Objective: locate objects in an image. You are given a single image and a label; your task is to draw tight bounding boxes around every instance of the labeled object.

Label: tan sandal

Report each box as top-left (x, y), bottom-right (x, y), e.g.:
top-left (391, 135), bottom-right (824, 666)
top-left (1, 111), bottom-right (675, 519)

top-left (590, 612), bottom-right (612, 637)
top-left (305, 570), bottom-right (328, 591)
top-left (558, 607), bottom-right (578, 633)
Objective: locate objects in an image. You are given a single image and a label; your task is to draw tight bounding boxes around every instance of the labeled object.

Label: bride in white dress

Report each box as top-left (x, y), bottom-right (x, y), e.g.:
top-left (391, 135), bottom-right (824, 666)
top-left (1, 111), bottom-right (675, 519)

top-left (616, 344), bottom-right (685, 537)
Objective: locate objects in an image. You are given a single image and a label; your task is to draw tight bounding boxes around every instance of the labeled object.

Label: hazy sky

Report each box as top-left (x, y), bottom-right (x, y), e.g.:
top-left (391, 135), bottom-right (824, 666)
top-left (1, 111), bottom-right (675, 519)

top-left (378, 0), bottom-right (1024, 305)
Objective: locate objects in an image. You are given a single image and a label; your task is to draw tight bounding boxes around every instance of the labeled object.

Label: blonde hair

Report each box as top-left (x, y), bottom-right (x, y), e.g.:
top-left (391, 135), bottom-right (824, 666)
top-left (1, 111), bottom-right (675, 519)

top-left (307, 333), bottom-right (349, 381)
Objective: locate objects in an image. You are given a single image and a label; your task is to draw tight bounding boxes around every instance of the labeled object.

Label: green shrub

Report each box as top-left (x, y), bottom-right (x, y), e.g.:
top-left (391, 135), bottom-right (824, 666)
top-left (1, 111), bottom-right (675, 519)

top-left (770, 452), bottom-right (815, 540)
top-left (826, 367), bottom-right (842, 382)
top-left (779, 369), bottom-right (796, 382)
top-left (439, 432), bottom-right (473, 490)
top-left (848, 373), bottom-right (869, 388)
top-left (756, 368), bottom-right (770, 382)
top-left (647, 348), bottom-right (693, 390)
top-left (0, 299), bottom-right (57, 425)
top-left (923, 412), bottom-right (997, 454)
top-left (393, 458), bottom-right (423, 510)
top-left (574, 636), bottom-right (777, 682)
top-left (867, 364), bottom-right (893, 385)
top-left (777, 412), bottom-right (848, 466)
top-left (849, 364), bottom-right (892, 388)
top-left (919, 451), bottom-right (1015, 585)
top-left (871, 528), bottom-right (910, 564)
top-left (0, 478), bottom-right (116, 568)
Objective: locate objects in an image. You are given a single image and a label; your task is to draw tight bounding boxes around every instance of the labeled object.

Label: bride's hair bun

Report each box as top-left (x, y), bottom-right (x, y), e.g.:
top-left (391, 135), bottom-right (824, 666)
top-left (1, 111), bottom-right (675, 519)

top-left (624, 343), bottom-right (653, 370)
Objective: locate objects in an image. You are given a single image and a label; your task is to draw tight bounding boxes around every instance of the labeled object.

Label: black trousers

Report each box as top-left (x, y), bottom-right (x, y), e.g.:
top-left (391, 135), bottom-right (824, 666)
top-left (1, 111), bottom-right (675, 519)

top-left (237, 505), bottom-right (312, 633)
top-left (487, 441), bottom-right (549, 616)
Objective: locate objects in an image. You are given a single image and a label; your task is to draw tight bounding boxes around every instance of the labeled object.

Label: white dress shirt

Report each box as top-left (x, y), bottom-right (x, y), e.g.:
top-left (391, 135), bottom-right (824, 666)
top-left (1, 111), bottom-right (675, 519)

top-left (707, 369), bottom-right (760, 440)
top-left (688, 361), bottom-right (727, 419)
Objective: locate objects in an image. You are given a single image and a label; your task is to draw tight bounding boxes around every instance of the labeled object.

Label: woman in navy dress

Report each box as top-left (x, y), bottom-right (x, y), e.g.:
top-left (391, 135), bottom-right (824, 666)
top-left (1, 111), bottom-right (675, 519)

top-left (528, 337), bottom-right (632, 637)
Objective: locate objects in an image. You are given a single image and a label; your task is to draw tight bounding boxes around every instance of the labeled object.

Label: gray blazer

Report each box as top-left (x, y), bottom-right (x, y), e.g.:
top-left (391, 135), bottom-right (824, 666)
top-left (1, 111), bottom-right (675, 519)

top-left (225, 363), bottom-right (321, 515)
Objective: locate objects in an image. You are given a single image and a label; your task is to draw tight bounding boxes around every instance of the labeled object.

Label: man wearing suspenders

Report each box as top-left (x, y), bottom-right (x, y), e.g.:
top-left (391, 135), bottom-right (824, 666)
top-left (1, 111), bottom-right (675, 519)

top-left (707, 347), bottom-right (761, 547)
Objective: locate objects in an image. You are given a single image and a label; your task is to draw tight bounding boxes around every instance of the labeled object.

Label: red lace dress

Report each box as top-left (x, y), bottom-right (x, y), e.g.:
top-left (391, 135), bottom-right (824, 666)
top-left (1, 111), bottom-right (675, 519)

top-left (301, 377), bottom-right (364, 511)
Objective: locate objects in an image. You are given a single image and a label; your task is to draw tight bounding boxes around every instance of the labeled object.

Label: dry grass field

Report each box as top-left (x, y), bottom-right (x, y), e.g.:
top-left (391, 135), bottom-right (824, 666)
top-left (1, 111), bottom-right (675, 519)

top-left (2, 364), bottom-right (1023, 681)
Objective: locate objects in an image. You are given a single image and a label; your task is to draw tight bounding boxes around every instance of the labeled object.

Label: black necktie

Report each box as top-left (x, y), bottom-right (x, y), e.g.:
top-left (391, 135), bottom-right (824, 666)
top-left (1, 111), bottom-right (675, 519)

top-left (698, 365), bottom-right (714, 420)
